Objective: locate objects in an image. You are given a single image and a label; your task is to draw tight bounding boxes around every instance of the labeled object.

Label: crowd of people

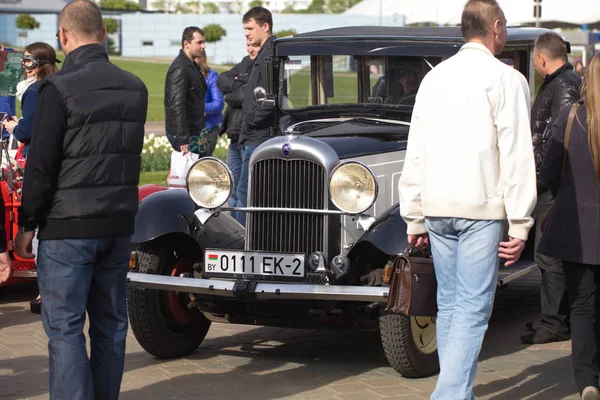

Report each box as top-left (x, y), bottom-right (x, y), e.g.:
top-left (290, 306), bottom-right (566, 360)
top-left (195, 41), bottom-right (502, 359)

top-left (163, 7), bottom-right (275, 226)
top-left (0, 0), bottom-right (598, 399)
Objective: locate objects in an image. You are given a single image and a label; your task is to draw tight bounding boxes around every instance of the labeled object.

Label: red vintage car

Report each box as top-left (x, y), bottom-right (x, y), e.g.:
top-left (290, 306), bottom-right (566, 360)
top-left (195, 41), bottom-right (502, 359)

top-left (0, 140), bottom-right (36, 287)
top-left (0, 137), bottom-right (168, 288)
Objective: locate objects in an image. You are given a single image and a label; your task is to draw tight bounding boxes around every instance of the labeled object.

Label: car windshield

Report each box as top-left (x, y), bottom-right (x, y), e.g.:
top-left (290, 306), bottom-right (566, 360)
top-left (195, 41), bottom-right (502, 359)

top-left (280, 55), bottom-right (437, 110)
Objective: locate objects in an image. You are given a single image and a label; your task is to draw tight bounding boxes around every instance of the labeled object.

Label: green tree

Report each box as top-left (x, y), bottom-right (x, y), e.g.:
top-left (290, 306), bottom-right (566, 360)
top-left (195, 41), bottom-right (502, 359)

top-left (174, 2), bottom-right (188, 13)
top-left (203, 2), bottom-right (220, 14)
top-left (275, 29), bottom-right (296, 38)
top-left (281, 5), bottom-right (295, 13)
top-left (152, 0), bottom-right (178, 12)
top-left (248, 0), bottom-right (263, 8)
top-left (15, 14), bottom-right (40, 30)
top-left (307, 0), bottom-right (326, 13)
top-left (203, 24), bottom-right (227, 58)
top-left (151, 0), bottom-right (165, 11)
top-left (327, 0), bottom-right (360, 13)
top-left (106, 37), bottom-right (118, 55)
top-left (98, 0), bottom-right (141, 11)
top-left (203, 24), bottom-right (227, 43)
top-left (103, 17), bottom-right (118, 34)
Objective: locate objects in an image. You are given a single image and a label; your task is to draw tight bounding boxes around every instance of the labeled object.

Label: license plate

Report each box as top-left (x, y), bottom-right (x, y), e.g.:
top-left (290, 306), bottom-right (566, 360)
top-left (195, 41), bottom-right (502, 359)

top-left (204, 250), bottom-right (305, 279)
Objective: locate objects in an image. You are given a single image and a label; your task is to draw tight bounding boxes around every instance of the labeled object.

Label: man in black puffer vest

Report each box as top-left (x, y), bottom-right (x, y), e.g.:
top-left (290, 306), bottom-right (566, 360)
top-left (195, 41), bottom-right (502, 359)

top-left (14, 1), bottom-right (148, 399)
top-left (521, 32), bottom-right (581, 345)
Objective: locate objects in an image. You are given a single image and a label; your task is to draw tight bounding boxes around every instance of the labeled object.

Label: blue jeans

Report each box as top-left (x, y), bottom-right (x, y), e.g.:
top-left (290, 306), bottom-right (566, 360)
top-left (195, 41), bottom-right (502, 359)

top-left (226, 139), bottom-right (243, 208)
top-left (425, 218), bottom-right (503, 400)
top-left (233, 145), bottom-right (257, 226)
top-left (36, 236), bottom-right (132, 400)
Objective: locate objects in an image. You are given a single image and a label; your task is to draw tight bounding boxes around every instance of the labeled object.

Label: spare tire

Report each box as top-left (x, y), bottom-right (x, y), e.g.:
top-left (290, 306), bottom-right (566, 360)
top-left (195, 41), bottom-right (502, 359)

top-left (379, 312), bottom-right (439, 378)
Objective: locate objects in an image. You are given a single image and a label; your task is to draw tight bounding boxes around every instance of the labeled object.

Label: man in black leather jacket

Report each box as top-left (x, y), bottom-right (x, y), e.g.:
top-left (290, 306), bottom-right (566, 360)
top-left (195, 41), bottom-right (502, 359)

top-left (217, 43), bottom-right (259, 208)
top-left (234, 6), bottom-right (276, 226)
top-left (164, 26), bottom-right (207, 155)
top-left (521, 32), bottom-right (582, 345)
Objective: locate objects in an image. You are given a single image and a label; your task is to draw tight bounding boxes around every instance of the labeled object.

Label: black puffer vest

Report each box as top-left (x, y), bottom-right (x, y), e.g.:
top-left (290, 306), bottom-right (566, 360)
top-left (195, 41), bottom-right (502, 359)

top-left (41, 44), bottom-right (148, 238)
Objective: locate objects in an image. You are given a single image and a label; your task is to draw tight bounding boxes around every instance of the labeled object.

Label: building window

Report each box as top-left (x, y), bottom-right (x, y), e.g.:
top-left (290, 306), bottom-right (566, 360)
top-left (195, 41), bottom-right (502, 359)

top-left (142, 40), bottom-right (153, 47)
top-left (170, 40), bottom-right (180, 46)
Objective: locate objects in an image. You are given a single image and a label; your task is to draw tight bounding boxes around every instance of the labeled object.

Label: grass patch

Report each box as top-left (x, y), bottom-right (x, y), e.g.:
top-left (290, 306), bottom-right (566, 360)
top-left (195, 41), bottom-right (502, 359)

top-left (139, 170), bottom-right (168, 186)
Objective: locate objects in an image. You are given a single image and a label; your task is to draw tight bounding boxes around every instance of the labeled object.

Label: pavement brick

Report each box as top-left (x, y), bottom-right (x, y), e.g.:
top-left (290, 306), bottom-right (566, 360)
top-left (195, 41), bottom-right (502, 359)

top-left (0, 273), bottom-right (583, 399)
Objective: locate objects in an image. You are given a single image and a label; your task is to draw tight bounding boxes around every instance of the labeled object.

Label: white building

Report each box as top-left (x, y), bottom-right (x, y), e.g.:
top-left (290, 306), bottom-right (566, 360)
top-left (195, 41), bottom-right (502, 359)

top-left (146, 0), bottom-right (313, 13)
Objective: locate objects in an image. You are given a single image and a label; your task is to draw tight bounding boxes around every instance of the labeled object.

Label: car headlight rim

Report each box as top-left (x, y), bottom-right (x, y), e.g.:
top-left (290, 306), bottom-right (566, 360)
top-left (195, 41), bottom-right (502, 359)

top-left (329, 161), bottom-right (378, 215)
top-left (186, 157), bottom-right (233, 209)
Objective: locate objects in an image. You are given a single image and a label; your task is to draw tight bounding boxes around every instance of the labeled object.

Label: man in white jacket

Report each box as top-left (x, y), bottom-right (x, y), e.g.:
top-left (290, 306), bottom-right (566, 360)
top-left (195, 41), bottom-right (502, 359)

top-left (398, 0), bottom-right (537, 398)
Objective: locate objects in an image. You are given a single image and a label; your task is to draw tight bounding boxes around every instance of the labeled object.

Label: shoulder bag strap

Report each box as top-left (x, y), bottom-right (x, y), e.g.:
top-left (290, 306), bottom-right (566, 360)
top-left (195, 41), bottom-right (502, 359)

top-left (560, 103), bottom-right (579, 182)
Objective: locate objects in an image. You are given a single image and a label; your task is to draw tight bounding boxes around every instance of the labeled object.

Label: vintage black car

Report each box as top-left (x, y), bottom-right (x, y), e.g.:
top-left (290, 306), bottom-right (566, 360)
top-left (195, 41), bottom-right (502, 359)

top-left (127, 26), bottom-right (554, 378)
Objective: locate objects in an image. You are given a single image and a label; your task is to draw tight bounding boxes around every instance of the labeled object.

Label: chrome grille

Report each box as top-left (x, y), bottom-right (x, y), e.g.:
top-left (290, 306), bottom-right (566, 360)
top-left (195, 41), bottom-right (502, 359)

top-left (248, 159), bottom-right (326, 256)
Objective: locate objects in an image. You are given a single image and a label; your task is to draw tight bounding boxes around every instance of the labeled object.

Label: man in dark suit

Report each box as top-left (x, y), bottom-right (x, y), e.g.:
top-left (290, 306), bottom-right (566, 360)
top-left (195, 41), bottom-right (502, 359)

top-left (522, 31), bottom-right (582, 344)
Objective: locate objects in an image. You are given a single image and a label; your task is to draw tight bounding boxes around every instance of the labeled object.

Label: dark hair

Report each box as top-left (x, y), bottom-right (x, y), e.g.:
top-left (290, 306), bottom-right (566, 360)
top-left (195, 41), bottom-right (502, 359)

top-left (182, 26), bottom-right (204, 48)
top-left (25, 42), bottom-right (59, 82)
top-left (461, 0), bottom-right (503, 42)
top-left (534, 32), bottom-right (568, 61)
top-left (58, 0), bottom-right (104, 41)
top-left (242, 6), bottom-right (273, 33)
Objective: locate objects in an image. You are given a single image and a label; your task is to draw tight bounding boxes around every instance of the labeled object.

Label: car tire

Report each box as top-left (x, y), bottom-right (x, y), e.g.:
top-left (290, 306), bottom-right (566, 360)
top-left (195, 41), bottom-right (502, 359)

top-left (127, 243), bottom-right (211, 359)
top-left (379, 312), bottom-right (439, 378)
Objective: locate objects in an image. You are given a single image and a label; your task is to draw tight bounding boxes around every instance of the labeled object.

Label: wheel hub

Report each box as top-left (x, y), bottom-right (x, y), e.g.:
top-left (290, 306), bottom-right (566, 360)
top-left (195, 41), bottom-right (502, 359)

top-left (165, 258), bottom-right (198, 325)
top-left (411, 316), bottom-right (437, 355)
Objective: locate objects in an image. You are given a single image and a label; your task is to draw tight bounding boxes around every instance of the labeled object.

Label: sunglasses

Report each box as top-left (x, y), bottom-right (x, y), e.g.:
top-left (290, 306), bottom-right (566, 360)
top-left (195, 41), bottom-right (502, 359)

top-left (21, 54), bottom-right (61, 70)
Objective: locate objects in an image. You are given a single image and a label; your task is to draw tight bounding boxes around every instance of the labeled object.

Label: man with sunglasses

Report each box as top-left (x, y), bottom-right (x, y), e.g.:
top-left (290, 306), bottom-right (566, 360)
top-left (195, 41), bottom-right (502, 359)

top-left (12, 1), bottom-right (148, 399)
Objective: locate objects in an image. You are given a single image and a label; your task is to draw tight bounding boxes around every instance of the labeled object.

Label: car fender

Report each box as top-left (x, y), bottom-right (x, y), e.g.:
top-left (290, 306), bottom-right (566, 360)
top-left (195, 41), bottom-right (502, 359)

top-left (138, 183), bottom-right (168, 202)
top-left (354, 204), bottom-right (409, 256)
top-left (132, 189), bottom-right (245, 251)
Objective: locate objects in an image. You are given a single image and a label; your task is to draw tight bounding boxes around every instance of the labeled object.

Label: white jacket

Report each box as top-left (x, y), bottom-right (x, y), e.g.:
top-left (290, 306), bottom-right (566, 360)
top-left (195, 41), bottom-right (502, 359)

top-left (398, 42), bottom-right (537, 241)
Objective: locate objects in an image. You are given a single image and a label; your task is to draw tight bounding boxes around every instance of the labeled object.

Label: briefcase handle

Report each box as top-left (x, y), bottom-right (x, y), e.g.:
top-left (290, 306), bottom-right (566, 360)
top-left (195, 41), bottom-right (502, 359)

top-left (404, 241), bottom-right (432, 258)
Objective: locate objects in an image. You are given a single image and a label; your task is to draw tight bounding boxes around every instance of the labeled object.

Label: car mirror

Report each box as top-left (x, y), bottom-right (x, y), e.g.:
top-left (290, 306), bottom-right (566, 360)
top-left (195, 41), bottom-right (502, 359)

top-left (253, 86), bottom-right (275, 107)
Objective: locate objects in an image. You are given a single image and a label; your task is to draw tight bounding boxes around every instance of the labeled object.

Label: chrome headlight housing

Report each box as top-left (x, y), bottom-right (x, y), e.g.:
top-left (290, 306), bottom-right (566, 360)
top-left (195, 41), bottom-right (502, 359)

top-left (186, 157), bottom-right (232, 209)
top-left (329, 161), bottom-right (378, 214)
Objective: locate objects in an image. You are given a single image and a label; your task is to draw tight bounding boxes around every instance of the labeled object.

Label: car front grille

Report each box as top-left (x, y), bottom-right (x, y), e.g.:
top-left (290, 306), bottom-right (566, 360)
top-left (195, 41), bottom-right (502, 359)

top-left (247, 159), bottom-right (326, 256)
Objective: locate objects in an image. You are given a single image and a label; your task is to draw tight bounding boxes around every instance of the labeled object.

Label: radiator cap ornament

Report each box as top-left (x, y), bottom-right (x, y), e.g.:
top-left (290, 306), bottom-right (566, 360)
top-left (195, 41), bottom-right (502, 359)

top-left (282, 142), bottom-right (291, 156)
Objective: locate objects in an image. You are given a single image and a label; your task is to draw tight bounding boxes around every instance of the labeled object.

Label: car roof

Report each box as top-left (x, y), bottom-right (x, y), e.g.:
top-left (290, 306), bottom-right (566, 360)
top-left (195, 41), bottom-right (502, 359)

top-left (284, 26), bottom-right (551, 44)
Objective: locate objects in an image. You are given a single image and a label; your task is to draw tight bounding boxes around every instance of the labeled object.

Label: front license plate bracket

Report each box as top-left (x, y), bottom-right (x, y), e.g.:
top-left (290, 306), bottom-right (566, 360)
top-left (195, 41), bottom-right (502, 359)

top-left (232, 280), bottom-right (258, 301)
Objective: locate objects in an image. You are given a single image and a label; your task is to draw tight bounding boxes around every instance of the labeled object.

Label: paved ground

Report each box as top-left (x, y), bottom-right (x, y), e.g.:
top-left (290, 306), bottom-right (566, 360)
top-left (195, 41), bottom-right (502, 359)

top-left (0, 271), bottom-right (579, 399)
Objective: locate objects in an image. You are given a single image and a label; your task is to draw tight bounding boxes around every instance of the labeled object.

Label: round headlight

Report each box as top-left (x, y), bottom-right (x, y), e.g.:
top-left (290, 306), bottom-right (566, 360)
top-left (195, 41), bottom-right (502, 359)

top-left (186, 157), bottom-right (232, 209)
top-left (329, 162), bottom-right (377, 214)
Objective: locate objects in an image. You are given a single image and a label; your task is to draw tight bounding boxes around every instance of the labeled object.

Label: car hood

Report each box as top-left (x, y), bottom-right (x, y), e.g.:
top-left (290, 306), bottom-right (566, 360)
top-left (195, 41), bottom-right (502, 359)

top-left (314, 135), bottom-right (407, 159)
top-left (297, 118), bottom-right (409, 158)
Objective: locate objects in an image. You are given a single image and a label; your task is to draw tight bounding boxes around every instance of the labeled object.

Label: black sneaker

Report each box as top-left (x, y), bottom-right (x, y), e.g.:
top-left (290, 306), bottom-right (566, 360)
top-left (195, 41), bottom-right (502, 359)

top-left (29, 298), bottom-right (41, 315)
top-left (521, 328), bottom-right (570, 344)
top-left (525, 321), bottom-right (541, 332)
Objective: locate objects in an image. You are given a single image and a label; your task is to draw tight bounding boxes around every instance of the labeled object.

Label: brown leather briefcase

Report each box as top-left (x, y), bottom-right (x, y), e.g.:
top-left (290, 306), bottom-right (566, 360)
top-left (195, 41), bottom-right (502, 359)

top-left (385, 244), bottom-right (437, 316)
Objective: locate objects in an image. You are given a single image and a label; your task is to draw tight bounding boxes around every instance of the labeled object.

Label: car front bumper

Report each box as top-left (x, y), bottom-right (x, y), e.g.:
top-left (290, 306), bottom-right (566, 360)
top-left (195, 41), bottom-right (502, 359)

top-left (126, 272), bottom-right (389, 302)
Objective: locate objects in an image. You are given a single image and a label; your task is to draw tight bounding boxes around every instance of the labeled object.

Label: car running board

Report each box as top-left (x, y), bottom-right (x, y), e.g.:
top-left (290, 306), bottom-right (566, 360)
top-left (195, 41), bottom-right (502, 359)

top-left (497, 259), bottom-right (538, 288)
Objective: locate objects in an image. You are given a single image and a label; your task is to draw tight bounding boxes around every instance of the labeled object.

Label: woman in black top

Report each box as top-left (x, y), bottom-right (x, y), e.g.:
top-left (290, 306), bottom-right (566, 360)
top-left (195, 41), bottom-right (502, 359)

top-left (539, 53), bottom-right (600, 400)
